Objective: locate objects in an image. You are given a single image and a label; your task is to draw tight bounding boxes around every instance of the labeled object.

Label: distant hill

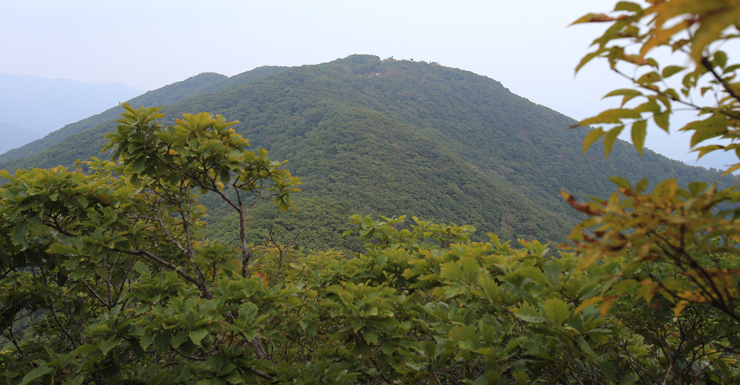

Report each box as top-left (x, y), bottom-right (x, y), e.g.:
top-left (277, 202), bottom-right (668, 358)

top-left (0, 74), bottom-right (142, 156)
top-left (0, 55), bottom-right (731, 248)
top-left (0, 67), bottom-right (287, 162)
top-left (0, 74), bottom-right (142, 135)
top-left (0, 122), bottom-right (42, 156)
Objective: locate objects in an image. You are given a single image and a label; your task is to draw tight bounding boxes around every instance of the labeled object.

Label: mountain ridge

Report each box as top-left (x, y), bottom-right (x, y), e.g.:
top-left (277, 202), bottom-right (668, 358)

top-left (0, 66), bottom-right (288, 162)
top-left (0, 55), bottom-right (730, 246)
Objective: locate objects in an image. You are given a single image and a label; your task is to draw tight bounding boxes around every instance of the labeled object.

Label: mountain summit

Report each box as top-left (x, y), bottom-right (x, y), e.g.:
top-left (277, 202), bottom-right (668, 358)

top-left (0, 55), bottom-right (728, 244)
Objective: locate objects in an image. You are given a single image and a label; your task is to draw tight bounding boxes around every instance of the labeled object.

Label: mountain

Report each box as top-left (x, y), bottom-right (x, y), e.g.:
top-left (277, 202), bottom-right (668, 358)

top-left (0, 74), bottom-right (141, 156)
top-left (0, 74), bottom-right (143, 134)
top-left (0, 55), bottom-right (730, 247)
top-left (0, 67), bottom-right (288, 162)
top-left (0, 122), bottom-right (43, 155)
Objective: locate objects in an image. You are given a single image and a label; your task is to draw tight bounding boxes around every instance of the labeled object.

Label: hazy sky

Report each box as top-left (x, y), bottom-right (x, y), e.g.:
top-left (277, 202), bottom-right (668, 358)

top-left (1, 0), bottom-right (735, 170)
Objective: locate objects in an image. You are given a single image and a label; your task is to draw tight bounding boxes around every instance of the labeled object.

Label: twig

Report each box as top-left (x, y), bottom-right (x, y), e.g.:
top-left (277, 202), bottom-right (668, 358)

top-left (120, 249), bottom-right (214, 300)
top-left (270, 217), bottom-right (320, 289)
top-left (79, 279), bottom-right (111, 309)
top-left (2, 329), bottom-right (24, 356)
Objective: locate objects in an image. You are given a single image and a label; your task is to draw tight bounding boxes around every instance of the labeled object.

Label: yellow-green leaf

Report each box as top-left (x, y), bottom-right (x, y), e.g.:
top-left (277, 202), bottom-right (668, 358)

top-left (631, 120), bottom-right (647, 156)
top-left (661, 65), bottom-right (685, 78)
top-left (583, 128), bottom-right (606, 155)
top-left (604, 126), bottom-right (624, 159)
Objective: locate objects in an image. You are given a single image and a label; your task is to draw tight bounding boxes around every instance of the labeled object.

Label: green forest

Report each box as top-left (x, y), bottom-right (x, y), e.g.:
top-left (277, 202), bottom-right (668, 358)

top-left (1, 1), bottom-right (740, 384)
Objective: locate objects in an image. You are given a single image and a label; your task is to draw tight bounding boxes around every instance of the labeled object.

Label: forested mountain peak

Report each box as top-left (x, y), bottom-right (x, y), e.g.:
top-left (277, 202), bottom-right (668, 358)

top-left (0, 55), bottom-right (729, 246)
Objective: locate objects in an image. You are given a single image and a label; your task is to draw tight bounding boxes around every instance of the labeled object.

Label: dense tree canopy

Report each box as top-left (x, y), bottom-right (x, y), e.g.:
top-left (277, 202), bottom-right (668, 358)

top-left (0, 0), bottom-right (739, 384)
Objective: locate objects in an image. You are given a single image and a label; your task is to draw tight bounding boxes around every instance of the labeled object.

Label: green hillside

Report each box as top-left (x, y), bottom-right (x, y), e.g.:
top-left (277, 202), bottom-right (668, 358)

top-left (0, 55), bottom-right (730, 248)
top-left (0, 66), bottom-right (287, 163)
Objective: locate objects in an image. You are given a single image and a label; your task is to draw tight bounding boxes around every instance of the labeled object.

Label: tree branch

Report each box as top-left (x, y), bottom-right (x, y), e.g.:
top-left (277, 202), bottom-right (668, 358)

top-left (120, 249), bottom-right (214, 300)
top-left (702, 56), bottom-right (740, 106)
top-left (270, 217), bottom-right (320, 289)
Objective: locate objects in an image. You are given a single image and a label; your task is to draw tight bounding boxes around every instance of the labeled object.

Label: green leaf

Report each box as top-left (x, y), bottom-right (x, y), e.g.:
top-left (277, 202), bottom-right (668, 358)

top-left (140, 334), bottom-right (154, 351)
top-left (48, 243), bottom-right (76, 254)
top-left (130, 338), bottom-right (145, 358)
top-left (502, 336), bottom-right (526, 354)
top-left (18, 366), bottom-right (51, 385)
top-left (580, 109), bottom-right (641, 126)
top-left (631, 120), bottom-right (647, 156)
top-left (582, 128), bottom-right (605, 155)
top-left (65, 375), bottom-right (85, 385)
top-left (577, 336), bottom-right (596, 359)
top-left (618, 373), bottom-right (640, 385)
top-left (478, 275), bottom-right (500, 303)
top-left (694, 144), bottom-right (724, 159)
top-left (603, 126), bottom-right (624, 159)
top-left (571, 13), bottom-right (609, 25)
top-left (74, 344), bottom-right (99, 356)
top-left (654, 179), bottom-right (678, 199)
top-left (654, 111), bottom-right (669, 132)
top-left (603, 88), bottom-right (643, 107)
top-left (575, 50), bottom-right (602, 73)
top-left (171, 333), bottom-right (189, 348)
top-left (100, 337), bottom-right (122, 355)
top-left (376, 254), bottom-right (387, 266)
top-left (133, 261), bottom-right (148, 274)
top-left (608, 176), bottom-right (631, 190)
top-left (543, 261), bottom-right (562, 285)
top-left (129, 155), bottom-right (147, 174)
top-left (11, 222), bottom-right (27, 246)
top-left (685, 116), bottom-right (730, 148)
top-left (636, 72), bottom-right (660, 84)
top-left (614, 1), bottom-right (642, 12)
top-left (661, 65), bottom-right (685, 78)
top-left (542, 298), bottom-right (570, 325)
top-left (603, 88), bottom-right (642, 98)
top-left (721, 162), bottom-right (740, 177)
top-left (363, 330), bottom-right (378, 345)
top-left (445, 286), bottom-right (466, 298)
top-left (189, 328), bottom-right (208, 346)
top-left (71, 267), bottom-right (87, 280)
top-left (156, 331), bottom-right (172, 355)
top-left (449, 325), bottom-right (477, 341)
top-left (517, 314), bottom-right (547, 324)
top-left (179, 339), bottom-right (196, 357)
top-left (133, 303), bottom-right (149, 314)
top-left (691, 8), bottom-right (740, 64)
top-left (351, 319), bottom-right (364, 333)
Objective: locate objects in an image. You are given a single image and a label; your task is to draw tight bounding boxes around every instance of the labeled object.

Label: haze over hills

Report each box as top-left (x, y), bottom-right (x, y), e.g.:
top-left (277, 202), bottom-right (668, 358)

top-left (0, 122), bottom-right (43, 155)
top-left (0, 55), bottom-right (731, 247)
top-left (0, 67), bottom-right (289, 162)
top-left (0, 74), bottom-right (143, 134)
top-left (0, 74), bottom-right (143, 156)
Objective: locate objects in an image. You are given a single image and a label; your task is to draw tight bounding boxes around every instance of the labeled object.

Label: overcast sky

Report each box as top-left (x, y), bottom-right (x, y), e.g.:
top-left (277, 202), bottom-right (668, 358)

top-left (1, 0), bottom-right (735, 171)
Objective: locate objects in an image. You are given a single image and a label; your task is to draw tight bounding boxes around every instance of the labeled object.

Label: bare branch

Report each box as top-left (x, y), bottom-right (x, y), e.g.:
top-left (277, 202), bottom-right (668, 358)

top-left (120, 249), bottom-right (214, 300)
top-left (156, 210), bottom-right (189, 256)
top-left (702, 56), bottom-right (740, 107)
top-left (79, 279), bottom-right (111, 309)
top-left (270, 217), bottom-right (320, 289)
top-left (46, 299), bottom-right (78, 349)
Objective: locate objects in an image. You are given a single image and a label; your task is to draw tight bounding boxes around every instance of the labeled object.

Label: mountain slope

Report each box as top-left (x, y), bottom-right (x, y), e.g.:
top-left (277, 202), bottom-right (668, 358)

top-left (0, 122), bottom-right (42, 156)
top-left (0, 73), bottom-right (142, 136)
top-left (0, 55), bottom-right (730, 245)
top-left (0, 67), bottom-right (288, 163)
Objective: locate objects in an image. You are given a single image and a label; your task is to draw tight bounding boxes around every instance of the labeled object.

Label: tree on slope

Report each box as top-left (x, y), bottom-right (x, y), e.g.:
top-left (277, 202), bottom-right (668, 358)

top-left (0, 105), bottom-right (304, 383)
top-left (0, 105), bottom-right (737, 384)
